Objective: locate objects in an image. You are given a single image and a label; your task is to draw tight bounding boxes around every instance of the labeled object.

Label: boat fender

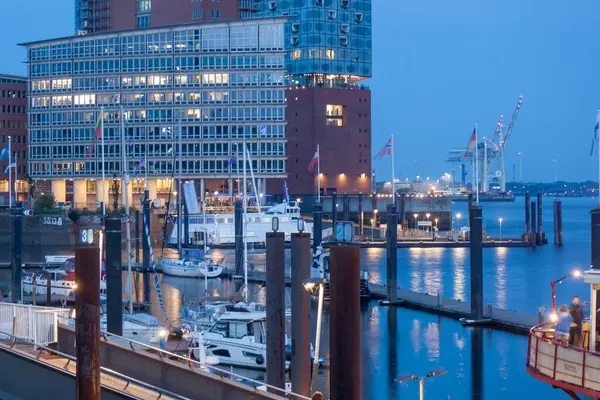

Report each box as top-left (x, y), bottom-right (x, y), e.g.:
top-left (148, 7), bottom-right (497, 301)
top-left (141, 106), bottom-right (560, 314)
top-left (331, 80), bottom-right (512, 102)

top-left (255, 354), bottom-right (264, 365)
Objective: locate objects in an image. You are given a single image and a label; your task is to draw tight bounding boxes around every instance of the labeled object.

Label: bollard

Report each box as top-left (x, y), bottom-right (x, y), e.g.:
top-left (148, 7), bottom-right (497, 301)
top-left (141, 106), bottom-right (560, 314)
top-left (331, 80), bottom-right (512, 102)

top-left (331, 192), bottom-right (338, 229)
top-left (184, 202), bottom-right (190, 245)
top-left (386, 204), bottom-right (398, 302)
top-left (291, 232), bottom-right (311, 396)
top-left (358, 193), bottom-right (364, 237)
top-left (342, 192), bottom-right (349, 221)
top-left (330, 246), bottom-right (360, 400)
top-left (537, 192), bottom-right (543, 245)
top-left (531, 202), bottom-right (537, 248)
top-left (470, 206), bottom-right (483, 320)
top-left (75, 246), bottom-right (101, 400)
top-left (266, 231), bottom-right (285, 392)
top-left (524, 192), bottom-right (531, 242)
top-left (313, 201), bottom-right (322, 254)
top-left (135, 209), bottom-right (140, 264)
top-left (105, 213), bottom-right (123, 336)
top-left (11, 208), bottom-right (22, 303)
top-left (234, 201), bottom-right (243, 276)
top-left (556, 201), bottom-right (563, 247)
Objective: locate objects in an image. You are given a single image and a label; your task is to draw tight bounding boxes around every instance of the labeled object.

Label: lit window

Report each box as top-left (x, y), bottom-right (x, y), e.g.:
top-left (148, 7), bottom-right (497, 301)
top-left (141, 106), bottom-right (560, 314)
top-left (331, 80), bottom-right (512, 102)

top-left (292, 49), bottom-right (301, 60)
top-left (326, 104), bottom-right (343, 127)
top-left (326, 49), bottom-right (335, 60)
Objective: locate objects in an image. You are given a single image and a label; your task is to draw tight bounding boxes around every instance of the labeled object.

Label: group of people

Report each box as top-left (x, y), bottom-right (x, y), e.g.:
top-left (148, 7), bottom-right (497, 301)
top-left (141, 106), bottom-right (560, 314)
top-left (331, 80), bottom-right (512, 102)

top-left (555, 296), bottom-right (585, 346)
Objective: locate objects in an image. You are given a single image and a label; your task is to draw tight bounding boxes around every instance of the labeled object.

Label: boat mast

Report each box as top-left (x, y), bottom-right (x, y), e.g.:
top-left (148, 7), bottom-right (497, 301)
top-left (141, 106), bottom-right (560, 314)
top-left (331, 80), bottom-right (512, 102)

top-left (243, 140), bottom-right (248, 303)
top-left (120, 105), bottom-right (133, 314)
top-left (203, 201), bottom-right (208, 297)
top-left (177, 114), bottom-right (182, 257)
top-left (245, 146), bottom-right (261, 214)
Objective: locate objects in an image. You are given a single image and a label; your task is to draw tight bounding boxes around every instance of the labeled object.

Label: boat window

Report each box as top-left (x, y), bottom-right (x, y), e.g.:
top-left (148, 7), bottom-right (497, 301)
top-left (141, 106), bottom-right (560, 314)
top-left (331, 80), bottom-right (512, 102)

top-left (212, 349), bottom-right (231, 358)
top-left (230, 321), bottom-right (250, 339)
top-left (206, 216), bottom-right (215, 224)
top-left (217, 218), bottom-right (224, 224)
top-left (210, 321), bottom-right (229, 337)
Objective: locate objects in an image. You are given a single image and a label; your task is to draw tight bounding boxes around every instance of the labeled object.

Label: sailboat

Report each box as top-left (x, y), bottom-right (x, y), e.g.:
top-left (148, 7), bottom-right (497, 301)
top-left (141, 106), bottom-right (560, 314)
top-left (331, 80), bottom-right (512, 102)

top-left (159, 116), bottom-right (222, 279)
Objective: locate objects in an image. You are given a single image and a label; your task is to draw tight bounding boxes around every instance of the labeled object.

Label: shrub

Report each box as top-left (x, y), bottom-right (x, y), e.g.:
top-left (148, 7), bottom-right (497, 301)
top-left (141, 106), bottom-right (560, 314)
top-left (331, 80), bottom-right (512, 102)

top-left (33, 193), bottom-right (55, 212)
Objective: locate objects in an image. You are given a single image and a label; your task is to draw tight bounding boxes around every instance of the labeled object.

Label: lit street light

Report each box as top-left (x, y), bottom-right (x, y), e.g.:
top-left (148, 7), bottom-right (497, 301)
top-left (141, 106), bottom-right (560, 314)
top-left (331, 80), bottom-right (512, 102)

top-left (498, 218), bottom-right (503, 241)
top-left (395, 370), bottom-right (448, 400)
top-left (303, 278), bottom-right (327, 392)
top-left (413, 213), bottom-right (418, 232)
top-left (550, 269), bottom-right (583, 314)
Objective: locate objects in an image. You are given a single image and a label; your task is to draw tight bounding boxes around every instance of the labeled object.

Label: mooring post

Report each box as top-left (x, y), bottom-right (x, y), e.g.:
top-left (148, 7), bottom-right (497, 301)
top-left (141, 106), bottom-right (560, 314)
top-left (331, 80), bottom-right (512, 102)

top-left (556, 201), bottom-right (563, 247)
top-left (75, 246), bottom-right (101, 400)
top-left (331, 192), bottom-right (338, 229)
top-left (342, 192), bottom-right (349, 221)
top-left (358, 193), bottom-right (364, 238)
top-left (525, 192), bottom-right (531, 242)
top-left (135, 209), bottom-right (140, 264)
top-left (537, 192), bottom-right (543, 245)
top-left (386, 204), bottom-right (398, 302)
top-left (234, 200), bottom-right (243, 276)
top-left (313, 201), bottom-right (322, 255)
top-left (266, 230), bottom-right (285, 392)
top-left (330, 246), bottom-right (360, 400)
top-left (531, 201), bottom-right (537, 248)
top-left (11, 208), bottom-right (22, 303)
top-left (142, 190), bottom-right (150, 304)
top-left (291, 232), bottom-right (311, 396)
top-left (105, 213), bottom-right (123, 336)
top-left (470, 205), bottom-right (483, 320)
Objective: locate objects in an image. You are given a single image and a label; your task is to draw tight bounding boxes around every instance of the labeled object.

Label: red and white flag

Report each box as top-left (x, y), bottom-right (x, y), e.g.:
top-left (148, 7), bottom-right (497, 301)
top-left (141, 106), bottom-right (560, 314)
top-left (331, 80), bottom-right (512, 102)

top-left (308, 147), bottom-right (319, 172)
top-left (374, 137), bottom-right (393, 160)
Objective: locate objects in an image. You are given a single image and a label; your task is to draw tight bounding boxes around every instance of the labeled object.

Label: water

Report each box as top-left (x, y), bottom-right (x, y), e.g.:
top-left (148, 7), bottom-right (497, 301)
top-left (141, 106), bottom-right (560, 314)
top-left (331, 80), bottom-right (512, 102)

top-left (1, 197), bottom-right (594, 398)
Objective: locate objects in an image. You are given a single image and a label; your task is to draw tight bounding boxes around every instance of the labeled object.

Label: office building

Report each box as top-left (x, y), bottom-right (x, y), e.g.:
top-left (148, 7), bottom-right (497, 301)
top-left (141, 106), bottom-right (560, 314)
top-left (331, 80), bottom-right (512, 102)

top-left (0, 75), bottom-right (28, 204)
top-left (75, 0), bottom-right (262, 35)
top-left (23, 18), bottom-right (287, 207)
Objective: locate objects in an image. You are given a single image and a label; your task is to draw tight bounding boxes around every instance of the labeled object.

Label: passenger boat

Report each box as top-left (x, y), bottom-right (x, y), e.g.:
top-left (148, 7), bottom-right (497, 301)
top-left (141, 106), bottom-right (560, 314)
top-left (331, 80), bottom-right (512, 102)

top-left (160, 257), bottom-right (223, 278)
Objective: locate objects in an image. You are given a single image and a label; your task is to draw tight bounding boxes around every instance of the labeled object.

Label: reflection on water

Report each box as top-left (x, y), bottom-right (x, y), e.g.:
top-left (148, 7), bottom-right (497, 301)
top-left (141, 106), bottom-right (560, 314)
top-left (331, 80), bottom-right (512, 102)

top-left (494, 248), bottom-right (508, 309)
top-left (452, 248), bottom-right (467, 301)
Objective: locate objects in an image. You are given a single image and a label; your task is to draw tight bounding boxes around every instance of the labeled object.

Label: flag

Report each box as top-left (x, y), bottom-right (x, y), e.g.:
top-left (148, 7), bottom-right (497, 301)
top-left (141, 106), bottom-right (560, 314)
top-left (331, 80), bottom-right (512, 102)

top-left (592, 111), bottom-right (600, 156)
top-left (463, 128), bottom-right (476, 159)
top-left (4, 154), bottom-right (16, 174)
top-left (308, 147), bottom-right (319, 172)
top-left (94, 112), bottom-right (103, 139)
top-left (0, 142), bottom-right (8, 160)
top-left (135, 156), bottom-right (146, 172)
top-left (374, 137), bottom-right (393, 160)
top-left (283, 181), bottom-right (289, 203)
top-left (86, 113), bottom-right (103, 158)
top-left (228, 155), bottom-right (237, 167)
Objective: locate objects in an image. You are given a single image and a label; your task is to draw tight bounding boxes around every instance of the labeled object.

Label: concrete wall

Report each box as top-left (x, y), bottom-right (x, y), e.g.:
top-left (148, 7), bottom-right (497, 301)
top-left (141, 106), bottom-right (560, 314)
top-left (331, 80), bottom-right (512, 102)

top-left (58, 325), bottom-right (286, 400)
top-left (0, 345), bottom-right (130, 400)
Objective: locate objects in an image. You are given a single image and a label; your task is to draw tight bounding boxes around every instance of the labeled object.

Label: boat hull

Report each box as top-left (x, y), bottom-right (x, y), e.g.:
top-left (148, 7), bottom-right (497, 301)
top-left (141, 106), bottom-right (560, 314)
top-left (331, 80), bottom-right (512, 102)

top-left (161, 259), bottom-right (223, 278)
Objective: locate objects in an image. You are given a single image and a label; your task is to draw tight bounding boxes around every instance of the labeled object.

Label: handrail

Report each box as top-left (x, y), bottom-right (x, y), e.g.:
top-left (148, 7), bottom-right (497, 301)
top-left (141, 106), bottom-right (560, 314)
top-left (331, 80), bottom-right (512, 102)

top-left (0, 329), bottom-right (190, 400)
top-left (96, 328), bottom-right (312, 400)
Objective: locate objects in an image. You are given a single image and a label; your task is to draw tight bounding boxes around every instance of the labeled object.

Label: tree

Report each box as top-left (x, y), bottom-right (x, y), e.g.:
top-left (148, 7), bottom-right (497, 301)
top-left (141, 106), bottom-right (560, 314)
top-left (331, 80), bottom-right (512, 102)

top-left (33, 193), bottom-right (55, 212)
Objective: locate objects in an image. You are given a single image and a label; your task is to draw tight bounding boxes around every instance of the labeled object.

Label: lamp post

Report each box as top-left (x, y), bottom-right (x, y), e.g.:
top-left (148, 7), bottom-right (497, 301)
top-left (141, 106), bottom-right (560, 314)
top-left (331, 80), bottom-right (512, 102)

top-left (498, 218), bottom-right (503, 241)
top-left (303, 278), bottom-right (326, 393)
top-left (370, 218), bottom-right (375, 242)
top-left (434, 218), bottom-right (438, 229)
top-left (550, 269), bottom-right (582, 314)
top-left (413, 213), bottom-right (418, 233)
top-left (395, 370), bottom-right (448, 400)
top-left (426, 213), bottom-right (431, 235)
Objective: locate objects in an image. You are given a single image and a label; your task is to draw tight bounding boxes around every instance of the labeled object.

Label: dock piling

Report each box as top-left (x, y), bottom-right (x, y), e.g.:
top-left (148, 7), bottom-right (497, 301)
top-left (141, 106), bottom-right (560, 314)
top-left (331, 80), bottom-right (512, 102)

top-left (399, 194), bottom-right (406, 230)
top-left (330, 246), bottom-right (360, 400)
top-left (358, 193), bottom-right (364, 237)
top-left (531, 201), bottom-right (537, 248)
top-left (537, 192), bottom-right (543, 245)
top-left (290, 232), bottom-right (311, 396)
top-left (265, 231), bottom-right (285, 392)
top-left (386, 204), bottom-right (398, 302)
top-left (75, 246), bottom-right (101, 400)
top-left (234, 201), bottom-right (243, 276)
top-left (105, 213), bottom-right (123, 336)
top-left (470, 205), bottom-right (483, 320)
top-left (11, 208), bottom-right (22, 304)
top-left (468, 193), bottom-right (473, 227)
top-left (524, 192), bottom-right (531, 242)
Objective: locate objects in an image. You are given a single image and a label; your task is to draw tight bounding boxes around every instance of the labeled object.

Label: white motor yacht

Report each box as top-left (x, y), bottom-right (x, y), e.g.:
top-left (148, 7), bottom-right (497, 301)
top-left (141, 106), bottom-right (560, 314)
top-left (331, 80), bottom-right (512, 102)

top-left (160, 257), bottom-right (223, 278)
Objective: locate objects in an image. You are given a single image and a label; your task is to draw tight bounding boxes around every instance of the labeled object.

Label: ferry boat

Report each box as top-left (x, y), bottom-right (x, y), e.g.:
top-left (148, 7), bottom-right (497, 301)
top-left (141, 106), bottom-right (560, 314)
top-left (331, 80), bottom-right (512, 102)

top-left (527, 268), bottom-right (600, 398)
top-left (168, 201), bottom-right (315, 247)
top-left (22, 257), bottom-right (107, 297)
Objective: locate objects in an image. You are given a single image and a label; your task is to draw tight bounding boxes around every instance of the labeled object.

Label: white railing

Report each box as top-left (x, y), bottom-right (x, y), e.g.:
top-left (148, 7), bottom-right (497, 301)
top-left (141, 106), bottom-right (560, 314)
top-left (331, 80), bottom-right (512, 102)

top-left (0, 303), bottom-right (71, 345)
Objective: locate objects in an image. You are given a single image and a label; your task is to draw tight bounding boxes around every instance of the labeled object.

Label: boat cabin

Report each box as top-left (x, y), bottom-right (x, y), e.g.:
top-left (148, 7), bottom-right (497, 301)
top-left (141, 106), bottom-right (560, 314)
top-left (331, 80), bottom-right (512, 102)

top-left (527, 269), bottom-right (600, 398)
top-left (207, 312), bottom-right (267, 344)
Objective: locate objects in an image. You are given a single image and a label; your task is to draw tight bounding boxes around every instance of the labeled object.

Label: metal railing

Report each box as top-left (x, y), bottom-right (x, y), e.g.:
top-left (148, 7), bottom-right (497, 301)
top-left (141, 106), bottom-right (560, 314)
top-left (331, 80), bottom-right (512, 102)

top-left (527, 323), bottom-right (600, 397)
top-left (0, 328), bottom-right (189, 400)
top-left (0, 303), bottom-right (71, 345)
top-left (95, 329), bottom-right (312, 400)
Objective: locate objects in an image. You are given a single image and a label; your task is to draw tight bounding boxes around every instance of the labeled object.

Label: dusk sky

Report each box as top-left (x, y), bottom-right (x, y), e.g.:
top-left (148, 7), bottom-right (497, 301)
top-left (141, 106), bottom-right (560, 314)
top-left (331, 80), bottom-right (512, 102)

top-left (1, 0), bottom-right (599, 182)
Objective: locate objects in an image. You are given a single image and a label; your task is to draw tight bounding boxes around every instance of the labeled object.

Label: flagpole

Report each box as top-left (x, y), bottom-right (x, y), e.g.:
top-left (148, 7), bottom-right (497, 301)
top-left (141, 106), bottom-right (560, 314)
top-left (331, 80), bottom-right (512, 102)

top-left (391, 135), bottom-right (395, 205)
top-left (317, 144), bottom-right (320, 202)
top-left (8, 136), bottom-right (11, 208)
top-left (101, 106), bottom-right (106, 215)
top-left (475, 124), bottom-right (479, 204)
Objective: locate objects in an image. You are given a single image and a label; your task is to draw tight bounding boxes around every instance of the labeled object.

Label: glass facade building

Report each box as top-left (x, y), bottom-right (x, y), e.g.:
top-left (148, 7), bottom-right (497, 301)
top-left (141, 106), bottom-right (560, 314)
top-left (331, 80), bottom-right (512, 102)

top-left (23, 19), bottom-right (287, 204)
top-left (258, 0), bottom-right (372, 85)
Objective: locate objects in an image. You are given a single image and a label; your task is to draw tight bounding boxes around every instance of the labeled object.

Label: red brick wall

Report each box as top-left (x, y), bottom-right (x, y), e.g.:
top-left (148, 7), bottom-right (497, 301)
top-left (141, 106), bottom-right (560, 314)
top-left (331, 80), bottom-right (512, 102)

top-left (0, 79), bottom-right (27, 181)
top-left (271, 86), bottom-right (371, 196)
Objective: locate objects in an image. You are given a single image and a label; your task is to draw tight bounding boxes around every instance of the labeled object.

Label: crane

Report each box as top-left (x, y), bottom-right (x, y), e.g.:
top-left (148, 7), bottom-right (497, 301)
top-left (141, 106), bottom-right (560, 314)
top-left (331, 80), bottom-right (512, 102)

top-left (497, 95), bottom-right (524, 192)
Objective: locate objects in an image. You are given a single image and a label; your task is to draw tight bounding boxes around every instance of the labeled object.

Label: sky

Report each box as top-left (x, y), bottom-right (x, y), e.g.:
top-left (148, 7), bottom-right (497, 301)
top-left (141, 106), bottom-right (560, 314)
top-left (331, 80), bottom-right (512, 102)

top-left (1, 0), bottom-right (599, 182)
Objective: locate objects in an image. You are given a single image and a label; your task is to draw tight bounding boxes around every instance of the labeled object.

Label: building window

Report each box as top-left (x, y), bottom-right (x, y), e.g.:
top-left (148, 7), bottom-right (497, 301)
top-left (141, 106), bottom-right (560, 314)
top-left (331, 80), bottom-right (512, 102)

top-left (137, 15), bottom-right (151, 29)
top-left (326, 104), bottom-right (343, 127)
top-left (137, 0), bottom-right (152, 13)
top-left (292, 50), bottom-right (301, 60)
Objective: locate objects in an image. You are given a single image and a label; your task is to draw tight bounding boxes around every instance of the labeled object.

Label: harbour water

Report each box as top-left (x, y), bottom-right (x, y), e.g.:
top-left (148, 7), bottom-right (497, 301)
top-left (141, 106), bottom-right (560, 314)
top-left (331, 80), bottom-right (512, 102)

top-left (0, 197), bottom-right (594, 398)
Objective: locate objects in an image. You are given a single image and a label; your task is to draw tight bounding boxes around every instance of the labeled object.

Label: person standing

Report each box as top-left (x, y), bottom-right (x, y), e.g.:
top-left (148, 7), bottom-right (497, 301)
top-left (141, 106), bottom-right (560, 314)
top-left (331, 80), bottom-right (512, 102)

top-left (569, 296), bottom-right (584, 346)
top-left (555, 304), bottom-right (572, 345)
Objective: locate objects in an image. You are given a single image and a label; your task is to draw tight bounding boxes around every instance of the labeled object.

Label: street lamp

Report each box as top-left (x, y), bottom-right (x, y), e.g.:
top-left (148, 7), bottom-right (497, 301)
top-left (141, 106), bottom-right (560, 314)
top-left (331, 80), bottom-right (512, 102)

top-left (413, 213), bottom-right (418, 231)
top-left (498, 218), bottom-right (503, 241)
top-left (303, 278), bottom-right (327, 392)
top-left (370, 218), bottom-right (375, 242)
top-left (434, 218), bottom-right (438, 229)
top-left (550, 269), bottom-right (583, 314)
top-left (395, 370), bottom-right (448, 400)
